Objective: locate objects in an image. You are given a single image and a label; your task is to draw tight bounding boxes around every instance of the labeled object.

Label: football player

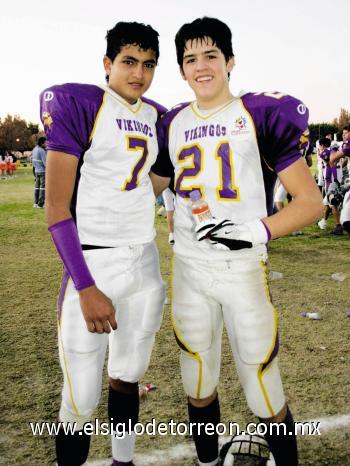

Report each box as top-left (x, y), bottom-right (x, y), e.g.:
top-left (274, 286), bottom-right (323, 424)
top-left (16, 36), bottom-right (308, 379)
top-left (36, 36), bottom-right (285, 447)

top-left (317, 138), bottom-right (343, 233)
top-left (151, 17), bottom-right (323, 466)
top-left (330, 125), bottom-right (350, 167)
top-left (330, 126), bottom-right (350, 234)
top-left (41, 22), bottom-right (166, 466)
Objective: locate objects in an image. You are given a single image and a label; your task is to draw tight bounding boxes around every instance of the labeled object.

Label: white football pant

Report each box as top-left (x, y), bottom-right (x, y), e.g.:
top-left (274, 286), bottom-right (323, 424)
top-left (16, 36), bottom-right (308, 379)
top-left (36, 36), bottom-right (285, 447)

top-left (273, 182), bottom-right (287, 204)
top-left (172, 254), bottom-right (285, 419)
top-left (57, 241), bottom-right (165, 428)
top-left (341, 190), bottom-right (350, 232)
top-left (162, 188), bottom-right (175, 212)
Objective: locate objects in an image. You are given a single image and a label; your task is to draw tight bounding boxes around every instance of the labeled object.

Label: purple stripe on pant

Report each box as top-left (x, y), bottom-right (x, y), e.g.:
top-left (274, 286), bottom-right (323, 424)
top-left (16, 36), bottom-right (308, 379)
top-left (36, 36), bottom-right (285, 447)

top-left (262, 333), bottom-right (279, 372)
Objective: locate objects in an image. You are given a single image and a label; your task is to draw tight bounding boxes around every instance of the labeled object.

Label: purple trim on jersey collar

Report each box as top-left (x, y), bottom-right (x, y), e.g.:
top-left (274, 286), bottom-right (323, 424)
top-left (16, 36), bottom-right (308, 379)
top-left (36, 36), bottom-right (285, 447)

top-left (58, 268), bottom-right (70, 322)
top-left (141, 96), bottom-right (167, 116)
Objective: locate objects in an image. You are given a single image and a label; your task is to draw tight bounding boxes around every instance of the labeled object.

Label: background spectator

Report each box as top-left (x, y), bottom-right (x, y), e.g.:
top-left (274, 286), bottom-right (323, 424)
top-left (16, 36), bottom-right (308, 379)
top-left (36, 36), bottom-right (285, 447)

top-left (32, 137), bottom-right (47, 208)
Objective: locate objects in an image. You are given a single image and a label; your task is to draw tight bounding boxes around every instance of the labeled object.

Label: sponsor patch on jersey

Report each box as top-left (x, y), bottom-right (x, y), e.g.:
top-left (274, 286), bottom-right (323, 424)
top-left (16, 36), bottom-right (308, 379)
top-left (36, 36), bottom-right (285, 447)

top-left (42, 111), bottom-right (53, 129)
top-left (231, 116), bottom-right (250, 136)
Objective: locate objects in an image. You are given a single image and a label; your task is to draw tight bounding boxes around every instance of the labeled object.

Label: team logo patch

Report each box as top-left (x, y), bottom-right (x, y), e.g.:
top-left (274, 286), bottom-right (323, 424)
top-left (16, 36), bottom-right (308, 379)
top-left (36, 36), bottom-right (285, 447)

top-left (299, 129), bottom-right (309, 150)
top-left (44, 91), bottom-right (54, 101)
top-left (297, 103), bottom-right (306, 115)
top-left (231, 116), bottom-right (250, 135)
top-left (42, 111), bottom-right (53, 129)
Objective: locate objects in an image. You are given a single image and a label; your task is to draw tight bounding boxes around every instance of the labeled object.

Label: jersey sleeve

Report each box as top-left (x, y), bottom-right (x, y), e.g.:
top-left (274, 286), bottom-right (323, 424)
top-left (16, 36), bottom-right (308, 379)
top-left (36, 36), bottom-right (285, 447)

top-left (242, 93), bottom-right (310, 173)
top-left (39, 84), bottom-right (105, 158)
top-left (151, 114), bottom-right (174, 177)
top-left (320, 150), bottom-right (330, 163)
top-left (152, 102), bottom-right (190, 178)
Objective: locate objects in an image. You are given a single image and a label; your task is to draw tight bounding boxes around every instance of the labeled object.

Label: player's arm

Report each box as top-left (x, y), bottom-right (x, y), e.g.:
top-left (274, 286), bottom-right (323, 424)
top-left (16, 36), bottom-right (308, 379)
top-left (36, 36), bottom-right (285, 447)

top-left (262, 158), bottom-right (323, 238)
top-left (330, 150), bottom-right (344, 166)
top-left (150, 171), bottom-right (171, 197)
top-left (46, 151), bottom-right (117, 334)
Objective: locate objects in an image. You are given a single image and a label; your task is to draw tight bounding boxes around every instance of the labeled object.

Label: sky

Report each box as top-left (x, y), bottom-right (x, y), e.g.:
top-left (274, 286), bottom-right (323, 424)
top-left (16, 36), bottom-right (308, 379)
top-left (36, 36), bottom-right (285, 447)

top-left (1, 0), bottom-right (349, 125)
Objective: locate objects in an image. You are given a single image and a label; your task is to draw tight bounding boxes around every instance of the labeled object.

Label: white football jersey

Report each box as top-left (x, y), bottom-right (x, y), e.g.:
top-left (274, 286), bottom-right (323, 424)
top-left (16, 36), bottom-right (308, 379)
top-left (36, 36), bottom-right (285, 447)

top-left (40, 84), bottom-right (166, 247)
top-left (153, 92), bottom-right (309, 260)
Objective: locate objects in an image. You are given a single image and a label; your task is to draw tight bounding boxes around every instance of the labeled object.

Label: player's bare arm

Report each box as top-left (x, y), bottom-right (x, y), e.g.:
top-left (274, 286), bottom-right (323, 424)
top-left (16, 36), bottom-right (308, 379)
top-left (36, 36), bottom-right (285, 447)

top-left (329, 150), bottom-right (344, 167)
top-left (262, 158), bottom-right (323, 238)
top-left (150, 171), bottom-right (170, 196)
top-left (46, 150), bottom-right (117, 334)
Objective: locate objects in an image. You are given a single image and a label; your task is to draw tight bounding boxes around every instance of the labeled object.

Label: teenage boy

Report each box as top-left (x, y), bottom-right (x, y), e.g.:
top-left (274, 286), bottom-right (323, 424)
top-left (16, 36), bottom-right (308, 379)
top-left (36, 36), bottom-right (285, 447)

top-left (41, 22), bottom-right (166, 466)
top-left (151, 17), bottom-right (323, 466)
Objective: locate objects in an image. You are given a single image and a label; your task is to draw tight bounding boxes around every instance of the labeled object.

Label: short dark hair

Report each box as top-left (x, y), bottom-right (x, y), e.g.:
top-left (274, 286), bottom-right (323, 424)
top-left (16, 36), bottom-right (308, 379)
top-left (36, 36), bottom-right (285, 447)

top-left (319, 137), bottom-right (331, 148)
top-left (175, 17), bottom-right (234, 69)
top-left (38, 137), bottom-right (46, 146)
top-left (106, 22), bottom-right (159, 63)
top-left (343, 125), bottom-right (350, 132)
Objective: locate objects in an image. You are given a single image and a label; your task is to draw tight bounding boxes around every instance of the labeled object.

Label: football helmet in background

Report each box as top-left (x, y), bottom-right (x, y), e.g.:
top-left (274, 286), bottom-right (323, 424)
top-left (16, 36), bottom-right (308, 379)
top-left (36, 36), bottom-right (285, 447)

top-left (220, 434), bottom-right (275, 466)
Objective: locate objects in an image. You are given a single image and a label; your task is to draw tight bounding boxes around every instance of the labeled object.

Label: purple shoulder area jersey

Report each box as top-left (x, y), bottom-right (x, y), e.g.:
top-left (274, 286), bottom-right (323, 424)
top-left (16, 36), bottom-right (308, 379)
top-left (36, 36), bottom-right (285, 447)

top-left (152, 102), bottom-right (191, 178)
top-left (40, 83), bottom-right (104, 157)
top-left (320, 149), bottom-right (331, 163)
top-left (240, 92), bottom-right (309, 172)
top-left (40, 83), bottom-right (166, 247)
top-left (141, 96), bottom-right (167, 119)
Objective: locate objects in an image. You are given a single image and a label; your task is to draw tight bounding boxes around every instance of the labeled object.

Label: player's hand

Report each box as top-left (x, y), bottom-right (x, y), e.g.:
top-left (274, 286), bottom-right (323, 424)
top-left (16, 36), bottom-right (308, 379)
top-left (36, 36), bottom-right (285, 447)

top-left (78, 285), bottom-right (117, 334)
top-left (195, 218), bottom-right (269, 251)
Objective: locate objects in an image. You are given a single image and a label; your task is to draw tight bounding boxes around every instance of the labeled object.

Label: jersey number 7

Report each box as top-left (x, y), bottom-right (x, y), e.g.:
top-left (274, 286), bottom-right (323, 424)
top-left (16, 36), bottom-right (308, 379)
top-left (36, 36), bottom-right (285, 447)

top-left (122, 136), bottom-right (149, 191)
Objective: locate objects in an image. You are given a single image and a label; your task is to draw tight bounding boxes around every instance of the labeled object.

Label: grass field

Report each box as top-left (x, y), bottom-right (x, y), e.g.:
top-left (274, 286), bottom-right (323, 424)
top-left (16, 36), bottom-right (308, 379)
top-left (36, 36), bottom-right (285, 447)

top-left (0, 167), bottom-right (349, 466)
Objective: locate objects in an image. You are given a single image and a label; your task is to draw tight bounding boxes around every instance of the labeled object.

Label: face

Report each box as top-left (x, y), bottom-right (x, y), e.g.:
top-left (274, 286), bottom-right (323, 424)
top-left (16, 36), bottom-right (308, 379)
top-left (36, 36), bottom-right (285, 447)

top-left (104, 44), bottom-right (157, 103)
top-left (343, 129), bottom-right (350, 141)
top-left (181, 37), bottom-right (234, 108)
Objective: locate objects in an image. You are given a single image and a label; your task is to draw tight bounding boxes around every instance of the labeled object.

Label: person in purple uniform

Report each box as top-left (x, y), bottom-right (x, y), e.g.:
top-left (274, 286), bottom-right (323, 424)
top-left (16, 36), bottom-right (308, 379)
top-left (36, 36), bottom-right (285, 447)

top-left (330, 125), bottom-right (350, 166)
top-left (151, 17), bottom-right (323, 466)
top-left (317, 137), bottom-right (343, 233)
top-left (329, 125), bottom-right (350, 234)
top-left (40, 22), bottom-right (166, 466)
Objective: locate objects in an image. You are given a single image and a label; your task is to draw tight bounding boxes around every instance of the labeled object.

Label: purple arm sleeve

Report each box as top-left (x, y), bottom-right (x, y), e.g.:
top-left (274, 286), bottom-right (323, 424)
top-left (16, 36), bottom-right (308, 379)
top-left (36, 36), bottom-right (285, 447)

top-left (48, 218), bottom-right (95, 291)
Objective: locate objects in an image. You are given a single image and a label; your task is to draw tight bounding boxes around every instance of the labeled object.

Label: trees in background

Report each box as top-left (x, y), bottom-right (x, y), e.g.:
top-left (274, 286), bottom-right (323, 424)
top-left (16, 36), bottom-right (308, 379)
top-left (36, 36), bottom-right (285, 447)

top-left (309, 108), bottom-right (350, 144)
top-left (0, 115), bottom-right (43, 154)
top-left (333, 108), bottom-right (350, 129)
top-left (309, 123), bottom-right (339, 144)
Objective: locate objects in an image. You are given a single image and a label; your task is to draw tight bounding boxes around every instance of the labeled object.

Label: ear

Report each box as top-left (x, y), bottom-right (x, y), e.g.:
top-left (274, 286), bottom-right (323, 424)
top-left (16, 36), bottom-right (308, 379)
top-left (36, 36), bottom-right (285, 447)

top-left (179, 66), bottom-right (187, 81)
top-left (103, 56), bottom-right (112, 75)
top-left (227, 56), bottom-right (235, 73)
